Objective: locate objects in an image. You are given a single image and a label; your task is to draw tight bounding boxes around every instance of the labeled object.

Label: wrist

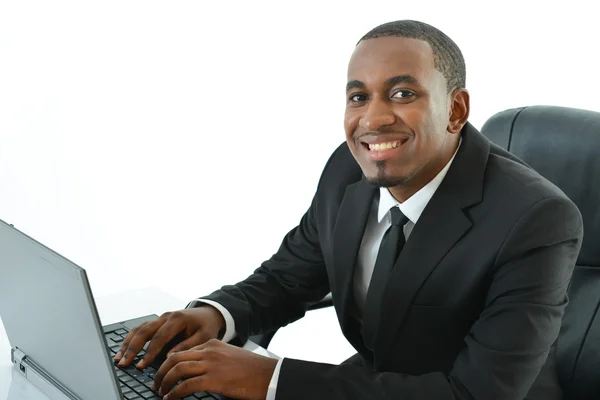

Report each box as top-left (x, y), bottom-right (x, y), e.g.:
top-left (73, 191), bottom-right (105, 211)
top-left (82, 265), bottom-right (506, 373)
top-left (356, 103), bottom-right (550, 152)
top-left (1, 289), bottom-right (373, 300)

top-left (196, 304), bottom-right (226, 338)
top-left (259, 357), bottom-right (279, 399)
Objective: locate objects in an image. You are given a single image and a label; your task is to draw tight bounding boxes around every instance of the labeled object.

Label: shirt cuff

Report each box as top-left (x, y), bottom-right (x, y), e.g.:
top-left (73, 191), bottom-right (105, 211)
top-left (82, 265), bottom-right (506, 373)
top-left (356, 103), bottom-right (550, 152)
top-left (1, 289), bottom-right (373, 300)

top-left (186, 299), bottom-right (237, 343)
top-left (266, 358), bottom-right (284, 400)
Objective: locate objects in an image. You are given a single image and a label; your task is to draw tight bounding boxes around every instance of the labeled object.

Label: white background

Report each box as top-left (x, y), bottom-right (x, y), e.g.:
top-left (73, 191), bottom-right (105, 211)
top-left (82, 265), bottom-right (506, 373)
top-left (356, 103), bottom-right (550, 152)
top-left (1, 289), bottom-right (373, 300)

top-left (1, 0), bottom-right (598, 364)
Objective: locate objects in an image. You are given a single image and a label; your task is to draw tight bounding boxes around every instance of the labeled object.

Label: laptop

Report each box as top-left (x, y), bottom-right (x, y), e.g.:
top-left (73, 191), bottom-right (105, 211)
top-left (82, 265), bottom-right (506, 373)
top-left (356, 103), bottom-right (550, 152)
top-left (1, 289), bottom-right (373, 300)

top-left (0, 218), bottom-right (225, 400)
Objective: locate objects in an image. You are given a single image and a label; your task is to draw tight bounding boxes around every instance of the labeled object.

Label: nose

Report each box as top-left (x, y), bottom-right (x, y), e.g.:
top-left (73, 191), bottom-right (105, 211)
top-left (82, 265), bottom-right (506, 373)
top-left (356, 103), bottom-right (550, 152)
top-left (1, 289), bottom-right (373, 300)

top-left (359, 97), bottom-right (396, 131)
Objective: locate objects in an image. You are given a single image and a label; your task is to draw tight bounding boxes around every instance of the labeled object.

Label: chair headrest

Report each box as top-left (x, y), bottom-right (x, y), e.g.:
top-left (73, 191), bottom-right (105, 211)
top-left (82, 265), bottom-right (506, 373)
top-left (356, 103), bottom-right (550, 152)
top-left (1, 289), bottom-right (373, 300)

top-left (481, 106), bottom-right (600, 267)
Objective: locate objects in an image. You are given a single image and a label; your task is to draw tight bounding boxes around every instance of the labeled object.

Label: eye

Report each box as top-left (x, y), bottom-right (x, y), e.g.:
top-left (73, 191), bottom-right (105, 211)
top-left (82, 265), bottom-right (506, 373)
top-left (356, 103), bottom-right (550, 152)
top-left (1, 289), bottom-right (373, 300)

top-left (391, 90), bottom-right (415, 99)
top-left (349, 93), bottom-right (368, 103)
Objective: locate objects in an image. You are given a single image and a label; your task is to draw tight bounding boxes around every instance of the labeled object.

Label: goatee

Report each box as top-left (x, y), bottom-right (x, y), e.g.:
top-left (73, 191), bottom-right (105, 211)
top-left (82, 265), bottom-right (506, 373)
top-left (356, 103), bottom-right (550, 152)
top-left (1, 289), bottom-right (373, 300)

top-left (365, 161), bottom-right (409, 188)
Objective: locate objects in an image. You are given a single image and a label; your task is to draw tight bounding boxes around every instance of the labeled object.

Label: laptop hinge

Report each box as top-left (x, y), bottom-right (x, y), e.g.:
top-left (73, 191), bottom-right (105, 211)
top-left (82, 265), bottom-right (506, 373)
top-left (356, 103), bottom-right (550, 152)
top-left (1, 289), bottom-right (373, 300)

top-left (11, 347), bottom-right (28, 376)
top-left (11, 347), bottom-right (80, 399)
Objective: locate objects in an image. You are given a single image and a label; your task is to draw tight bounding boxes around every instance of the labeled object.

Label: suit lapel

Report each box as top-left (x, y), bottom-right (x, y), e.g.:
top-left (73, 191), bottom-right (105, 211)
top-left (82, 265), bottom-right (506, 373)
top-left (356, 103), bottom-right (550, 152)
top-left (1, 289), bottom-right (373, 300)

top-left (371, 188), bottom-right (471, 366)
top-left (370, 123), bottom-right (491, 368)
top-left (331, 178), bottom-right (376, 337)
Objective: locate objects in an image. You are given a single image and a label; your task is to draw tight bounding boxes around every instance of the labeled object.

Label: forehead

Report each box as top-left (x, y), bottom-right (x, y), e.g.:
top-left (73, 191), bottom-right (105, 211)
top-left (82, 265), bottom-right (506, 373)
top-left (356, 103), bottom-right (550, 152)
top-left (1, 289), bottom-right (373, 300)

top-left (348, 36), bottom-right (439, 85)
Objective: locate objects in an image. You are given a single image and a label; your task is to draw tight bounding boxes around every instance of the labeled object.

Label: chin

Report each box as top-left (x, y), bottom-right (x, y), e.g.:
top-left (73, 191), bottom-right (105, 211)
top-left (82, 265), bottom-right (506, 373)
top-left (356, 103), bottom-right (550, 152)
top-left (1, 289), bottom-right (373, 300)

top-left (353, 150), bottom-right (413, 187)
top-left (365, 166), bottom-right (410, 188)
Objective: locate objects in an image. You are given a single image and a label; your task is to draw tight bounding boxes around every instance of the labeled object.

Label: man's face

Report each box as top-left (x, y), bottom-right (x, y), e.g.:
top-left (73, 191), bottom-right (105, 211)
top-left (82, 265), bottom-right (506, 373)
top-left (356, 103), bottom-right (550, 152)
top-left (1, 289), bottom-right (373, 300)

top-left (345, 36), bottom-right (456, 190)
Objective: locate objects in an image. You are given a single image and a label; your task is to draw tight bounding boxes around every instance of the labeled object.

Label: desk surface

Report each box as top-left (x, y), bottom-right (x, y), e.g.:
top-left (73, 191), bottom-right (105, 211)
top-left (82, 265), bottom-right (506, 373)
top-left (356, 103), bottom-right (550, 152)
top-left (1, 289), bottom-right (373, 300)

top-left (0, 287), bottom-right (277, 399)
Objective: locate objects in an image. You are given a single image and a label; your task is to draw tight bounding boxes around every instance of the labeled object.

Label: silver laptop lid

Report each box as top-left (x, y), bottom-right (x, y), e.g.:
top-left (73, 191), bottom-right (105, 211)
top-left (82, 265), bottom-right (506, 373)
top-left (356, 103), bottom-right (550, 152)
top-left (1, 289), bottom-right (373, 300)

top-left (0, 219), bottom-right (121, 399)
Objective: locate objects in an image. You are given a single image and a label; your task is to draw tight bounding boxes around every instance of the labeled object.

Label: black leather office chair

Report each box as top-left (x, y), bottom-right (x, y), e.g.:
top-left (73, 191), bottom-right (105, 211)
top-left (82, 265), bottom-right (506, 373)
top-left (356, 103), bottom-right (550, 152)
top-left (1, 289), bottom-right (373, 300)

top-left (251, 105), bottom-right (600, 399)
top-left (481, 105), bottom-right (600, 400)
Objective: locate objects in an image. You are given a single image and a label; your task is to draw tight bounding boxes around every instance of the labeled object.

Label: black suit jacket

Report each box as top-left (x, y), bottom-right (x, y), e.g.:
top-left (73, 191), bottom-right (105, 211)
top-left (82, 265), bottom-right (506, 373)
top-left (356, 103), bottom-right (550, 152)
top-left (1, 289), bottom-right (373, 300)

top-left (203, 123), bottom-right (583, 400)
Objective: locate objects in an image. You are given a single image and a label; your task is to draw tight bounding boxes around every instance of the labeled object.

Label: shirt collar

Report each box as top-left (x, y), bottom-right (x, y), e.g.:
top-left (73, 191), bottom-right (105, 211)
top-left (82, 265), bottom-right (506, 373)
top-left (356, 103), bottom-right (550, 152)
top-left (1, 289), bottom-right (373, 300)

top-left (377, 137), bottom-right (462, 224)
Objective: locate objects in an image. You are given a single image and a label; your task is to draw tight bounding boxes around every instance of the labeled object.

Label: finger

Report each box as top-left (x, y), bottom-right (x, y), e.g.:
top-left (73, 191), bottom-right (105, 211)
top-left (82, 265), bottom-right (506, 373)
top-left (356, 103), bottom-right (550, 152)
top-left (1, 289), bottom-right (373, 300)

top-left (167, 330), bottom-right (210, 356)
top-left (118, 320), bottom-right (164, 367)
top-left (164, 376), bottom-right (207, 400)
top-left (153, 350), bottom-right (203, 392)
top-left (158, 360), bottom-right (206, 397)
top-left (137, 316), bottom-right (186, 369)
top-left (114, 322), bottom-right (147, 362)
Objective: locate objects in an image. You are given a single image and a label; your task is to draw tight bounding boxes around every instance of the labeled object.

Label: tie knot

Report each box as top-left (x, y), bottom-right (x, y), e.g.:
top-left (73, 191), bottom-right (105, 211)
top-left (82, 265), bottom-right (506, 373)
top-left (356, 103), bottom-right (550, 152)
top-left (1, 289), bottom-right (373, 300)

top-left (390, 207), bottom-right (409, 226)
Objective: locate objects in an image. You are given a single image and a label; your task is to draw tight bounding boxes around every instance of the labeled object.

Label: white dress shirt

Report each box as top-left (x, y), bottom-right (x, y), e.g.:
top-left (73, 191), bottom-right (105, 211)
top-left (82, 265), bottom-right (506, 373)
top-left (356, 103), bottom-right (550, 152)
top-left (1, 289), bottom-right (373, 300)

top-left (193, 140), bottom-right (461, 399)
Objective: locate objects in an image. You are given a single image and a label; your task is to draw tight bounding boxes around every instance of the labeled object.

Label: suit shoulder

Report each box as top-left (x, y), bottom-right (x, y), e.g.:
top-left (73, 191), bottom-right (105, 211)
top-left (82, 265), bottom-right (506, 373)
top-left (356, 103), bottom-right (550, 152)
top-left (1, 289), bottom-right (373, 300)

top-left (486, 148), bottom-right (573, 207)
top-left (317, 142), bottom-right (363, 190)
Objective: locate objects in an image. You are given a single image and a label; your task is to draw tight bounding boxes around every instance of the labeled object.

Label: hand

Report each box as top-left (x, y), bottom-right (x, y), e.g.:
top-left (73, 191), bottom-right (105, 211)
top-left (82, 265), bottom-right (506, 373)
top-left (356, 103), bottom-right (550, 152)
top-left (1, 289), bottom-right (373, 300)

top-left (114, 306), bottom-right (225, 369)
top-left (153, 339), bottom-right (278, 400)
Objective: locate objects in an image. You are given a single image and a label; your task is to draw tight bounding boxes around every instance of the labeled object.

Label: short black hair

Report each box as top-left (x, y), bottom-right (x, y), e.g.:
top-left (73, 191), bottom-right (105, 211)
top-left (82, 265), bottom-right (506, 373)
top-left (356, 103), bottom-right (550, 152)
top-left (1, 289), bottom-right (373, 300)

top-left (359, 20), bottom-right (466, 92)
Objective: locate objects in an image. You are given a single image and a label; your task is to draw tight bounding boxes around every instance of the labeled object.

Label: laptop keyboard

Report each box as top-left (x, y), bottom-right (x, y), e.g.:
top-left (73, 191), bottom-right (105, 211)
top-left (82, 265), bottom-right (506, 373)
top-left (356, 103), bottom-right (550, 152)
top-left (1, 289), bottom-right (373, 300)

top-left (105, 328), bottom-right (218, 400)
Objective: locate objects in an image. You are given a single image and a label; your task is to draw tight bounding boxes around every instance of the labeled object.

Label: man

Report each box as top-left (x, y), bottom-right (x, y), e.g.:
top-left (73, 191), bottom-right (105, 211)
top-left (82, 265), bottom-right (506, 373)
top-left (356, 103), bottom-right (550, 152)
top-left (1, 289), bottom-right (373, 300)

top-left (115, 20), bottom-right (583, 400)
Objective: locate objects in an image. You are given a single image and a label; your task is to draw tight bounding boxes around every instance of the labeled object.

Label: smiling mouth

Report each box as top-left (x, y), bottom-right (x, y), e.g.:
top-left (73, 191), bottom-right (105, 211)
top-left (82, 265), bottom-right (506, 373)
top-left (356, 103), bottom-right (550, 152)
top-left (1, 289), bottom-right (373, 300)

top-left (361, 139), bottom-right (408, 151)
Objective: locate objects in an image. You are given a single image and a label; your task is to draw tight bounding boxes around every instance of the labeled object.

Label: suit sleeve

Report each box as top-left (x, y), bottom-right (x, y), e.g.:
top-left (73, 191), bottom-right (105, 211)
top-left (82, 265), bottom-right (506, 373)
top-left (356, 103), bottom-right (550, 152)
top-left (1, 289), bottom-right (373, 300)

top-left (198, 147), bottom-right (345, 343)
top-left (275, 196), bottom-right (583, 400)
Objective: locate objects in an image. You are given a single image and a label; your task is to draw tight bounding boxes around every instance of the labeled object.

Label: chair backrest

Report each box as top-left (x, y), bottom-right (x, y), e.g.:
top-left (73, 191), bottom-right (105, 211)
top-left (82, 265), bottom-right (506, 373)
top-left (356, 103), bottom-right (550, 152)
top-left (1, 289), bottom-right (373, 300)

top-left (481, 105), bottom-right (600, 400)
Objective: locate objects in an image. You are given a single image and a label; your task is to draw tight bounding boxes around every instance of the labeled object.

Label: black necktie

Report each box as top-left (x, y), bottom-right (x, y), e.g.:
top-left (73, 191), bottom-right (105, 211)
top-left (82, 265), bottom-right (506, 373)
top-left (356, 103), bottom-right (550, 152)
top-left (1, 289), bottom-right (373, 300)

top-left (362, 207), bottom-right (409, 350)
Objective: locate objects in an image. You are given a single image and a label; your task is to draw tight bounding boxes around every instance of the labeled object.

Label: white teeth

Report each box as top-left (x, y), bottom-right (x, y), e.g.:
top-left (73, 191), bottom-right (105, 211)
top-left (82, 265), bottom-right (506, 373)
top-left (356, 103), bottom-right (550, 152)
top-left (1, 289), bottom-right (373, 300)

top-left (368, 141), bottom-right (402, 151)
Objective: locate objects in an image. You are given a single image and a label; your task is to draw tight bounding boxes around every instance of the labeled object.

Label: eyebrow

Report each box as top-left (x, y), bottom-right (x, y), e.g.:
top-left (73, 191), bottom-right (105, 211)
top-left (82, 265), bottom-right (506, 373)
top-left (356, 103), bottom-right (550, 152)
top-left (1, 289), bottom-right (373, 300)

top-left (386, 75), bottom-right (419, 86)
top-left (346, 80), bottom-right (365, 92)
top-left (346, 75), bottom-right (420, 92)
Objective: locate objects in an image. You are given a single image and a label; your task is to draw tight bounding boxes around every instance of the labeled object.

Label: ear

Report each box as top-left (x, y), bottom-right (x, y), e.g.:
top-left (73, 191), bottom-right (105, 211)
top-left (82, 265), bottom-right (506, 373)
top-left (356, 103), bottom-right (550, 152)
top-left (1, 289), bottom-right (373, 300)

top-left (447, 88), bottom-right (470, 133)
